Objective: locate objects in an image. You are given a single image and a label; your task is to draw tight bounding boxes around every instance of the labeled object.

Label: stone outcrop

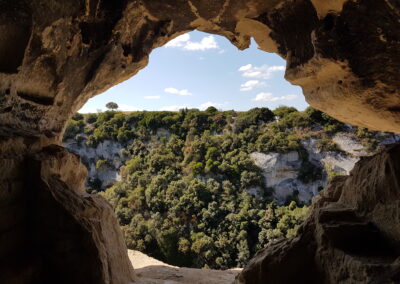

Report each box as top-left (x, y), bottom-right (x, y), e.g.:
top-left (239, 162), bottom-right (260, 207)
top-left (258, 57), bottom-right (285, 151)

top-left (129, 250), bottom-right (241, 284)
top-left (0, 143), bottom-right (134, 284)
top-left (65, 139), bottom-right (126, 188)
top-left (251, 151), bottom-right (323, 202)
top-left (1, 0), bottom-right (400, 137)
top-left (0, 0), bottom-right (400, 283)
top-left (236, 144), bottom-right (400, 283)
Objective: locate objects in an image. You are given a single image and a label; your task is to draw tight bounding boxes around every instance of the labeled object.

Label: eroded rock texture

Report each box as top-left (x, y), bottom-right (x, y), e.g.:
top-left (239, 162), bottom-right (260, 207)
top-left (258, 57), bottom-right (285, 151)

top-left (0, 0), bottom-right (400, 137)
top-left (0, 0), bottom-right (399, 283)
top-left (236, 145), bottom-right (400, 283)
top-left (0, 142), bottom-right (134, 283)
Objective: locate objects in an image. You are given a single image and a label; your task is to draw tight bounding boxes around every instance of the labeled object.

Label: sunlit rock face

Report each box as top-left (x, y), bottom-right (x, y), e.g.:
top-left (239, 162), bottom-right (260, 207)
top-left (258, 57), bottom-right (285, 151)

top-left (0, 0), bottom-right (399, 283)
top-left (0, 0), bottom-right (399, 138)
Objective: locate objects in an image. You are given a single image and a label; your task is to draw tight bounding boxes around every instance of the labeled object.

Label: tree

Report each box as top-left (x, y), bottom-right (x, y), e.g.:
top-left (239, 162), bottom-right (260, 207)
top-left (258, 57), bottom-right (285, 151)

top-left (205, 106), bottom-right (218, 113)
top-left (86, 113), bottom-right (97, 124)
top-left (106, 102), bottom-right (119, 110)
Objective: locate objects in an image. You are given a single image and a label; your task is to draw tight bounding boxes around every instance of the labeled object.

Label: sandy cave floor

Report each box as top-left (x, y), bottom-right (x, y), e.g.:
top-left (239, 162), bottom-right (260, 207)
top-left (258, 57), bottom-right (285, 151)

top-left (128, 250), bottom-right (242, 284)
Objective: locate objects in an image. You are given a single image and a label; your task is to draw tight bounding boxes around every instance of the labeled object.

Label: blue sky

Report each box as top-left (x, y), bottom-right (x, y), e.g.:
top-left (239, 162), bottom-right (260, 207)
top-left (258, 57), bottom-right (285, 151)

top-left (79, 31), bottom-right (308, 113)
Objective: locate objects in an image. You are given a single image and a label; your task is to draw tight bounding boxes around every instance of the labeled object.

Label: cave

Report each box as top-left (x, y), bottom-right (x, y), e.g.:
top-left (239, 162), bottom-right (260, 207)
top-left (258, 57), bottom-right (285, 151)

top-left (0, 0), bottom-right (399, 283)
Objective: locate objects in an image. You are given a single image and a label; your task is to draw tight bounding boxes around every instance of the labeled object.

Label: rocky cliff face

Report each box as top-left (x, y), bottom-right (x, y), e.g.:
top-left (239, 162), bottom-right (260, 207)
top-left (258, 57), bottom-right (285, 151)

top-left (0, 140), bottom-right (134, 284)
top-left (250, 131), bottom-right (400, 204)
top-left (64, 139), bottom-right (126, 188)
top-left (1, 0), bottom-right (400, 283)
top-left (65, 129), bottom-right (399, 205)
top-left (236, 144), bottom-right (400, 283)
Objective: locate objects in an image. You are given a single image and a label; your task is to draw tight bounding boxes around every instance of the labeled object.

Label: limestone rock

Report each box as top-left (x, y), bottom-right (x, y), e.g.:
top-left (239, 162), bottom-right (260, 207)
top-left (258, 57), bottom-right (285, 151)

top-left (1, 0), bottom-right (400, 137)
top-left (250, 151), bottom-right (321, 202)
top-left (129, 250), bottom-right (241, 284)
top-left (0, 0), bottom-right (399, 283)
top-left (65, 139), bottom-right (126, 189)
top-left (236, 144), bottom-right (400, 283)
top-left (0, 145), bottom-right (134, 284)
top-left (28, 145), bottom-right (134, 284)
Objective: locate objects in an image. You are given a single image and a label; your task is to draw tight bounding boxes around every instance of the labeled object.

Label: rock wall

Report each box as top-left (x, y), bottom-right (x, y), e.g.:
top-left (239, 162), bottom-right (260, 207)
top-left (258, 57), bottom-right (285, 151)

top-left (1, 0), bottom-right (400, 137)
top-left (65, 129), bottom-right (398, 203)
top-left (0, 0), bottom-right (399, 283)
top-left (0, 140), bottom-right (134, 283)
top-left (251, 151), bottom-right (322, 202)
top-left (236, 144), bottom-right (400, 283)
top-left (65, 139), bottom-right (126, 188)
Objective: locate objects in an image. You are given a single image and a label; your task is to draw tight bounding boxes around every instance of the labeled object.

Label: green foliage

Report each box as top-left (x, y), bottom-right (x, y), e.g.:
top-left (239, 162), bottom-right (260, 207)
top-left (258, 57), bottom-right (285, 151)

top-left (72, 113), bottom-right (84, 121)
top-left (356, 127), bottom-right (380, 151)
top-left (62, 107), bottom-right (371, 269)
top-left (95, 110), bottom-right (310, 269)
top-left (96, 159), bottom-right (108, 170)
top-left (305, 107), bottom-right (344, 133)
top-left (234, 107), bottom-right (274, 133)
top-left (273, 106), bottom-right (298, 118)
top-left (106, 101), bottom-right (119, 110)
top-left (325, 162), bottom-right (345, 180)
top-left (86, 113), bottom-right (97, 124)
top-left (256, 130), bottom-right (301, 153)
top-left (63, 119), bottom-right (85, 141)
top-left (317, 137), bottom-right (340, 152)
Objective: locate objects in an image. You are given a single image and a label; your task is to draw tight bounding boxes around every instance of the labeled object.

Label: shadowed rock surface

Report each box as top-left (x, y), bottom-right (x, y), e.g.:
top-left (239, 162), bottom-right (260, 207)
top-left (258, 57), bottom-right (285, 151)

top-left (236, 144), bottom-right (400, 283)
top-left (0, 0), bottom-right (399, 283)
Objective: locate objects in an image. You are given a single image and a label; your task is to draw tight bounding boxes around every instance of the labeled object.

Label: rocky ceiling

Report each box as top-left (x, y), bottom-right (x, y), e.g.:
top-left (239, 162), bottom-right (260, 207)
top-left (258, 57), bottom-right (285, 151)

top-left (0, 0), bottom-right (399, 283)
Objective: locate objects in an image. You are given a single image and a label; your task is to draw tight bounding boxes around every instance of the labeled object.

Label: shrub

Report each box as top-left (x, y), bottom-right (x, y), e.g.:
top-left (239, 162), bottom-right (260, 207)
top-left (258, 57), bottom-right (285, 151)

top-left (317, 137), bottom-right (340, 152)
top-left (72, 113), bottom-right (84, 121)
top-left (96, 159), bottom-right (108, 170)
top-left (234, 107), bottom-right (274, 133)
top-left (86, 113), bottom-right (97, 124)
top-left (63, 120), bottom-right (84, 140)
top-left (273, 106), bottom-right (298, 118)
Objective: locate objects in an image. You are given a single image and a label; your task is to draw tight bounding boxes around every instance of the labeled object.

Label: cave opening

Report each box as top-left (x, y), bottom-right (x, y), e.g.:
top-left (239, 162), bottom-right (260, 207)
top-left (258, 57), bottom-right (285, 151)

top-left (1, 1), bottom-right (400, 283)
top-left (68, 30), bottom-right (312, 272)
top-left (64, 30), bottom-right (399, 276)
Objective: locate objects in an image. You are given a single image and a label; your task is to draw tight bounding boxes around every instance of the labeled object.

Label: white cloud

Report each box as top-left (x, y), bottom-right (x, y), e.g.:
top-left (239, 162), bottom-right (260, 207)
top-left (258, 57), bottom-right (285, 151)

top-left (164, 87), bottom-right (192, 96)
top-left (199, 101), bottom-right (223, 110)
top-left (252, 93), bottom-right (298, 102)
top-left (144, 95), bottom-right (160, 100)
top-left (165, 33), bottom-right (190, 48)
top-left (218, 49), bottom-right (226, 54)
top-left (238, 64), bottom-right (285, 79)
top-left (165, 33), bottom-right (219, 51)
top-left (238, 64), bottom-right (252, 72)
top-left (240, 80), bottom-right (265, 91)
top-left (183, 35), bottom-right (219, 51)
top-left (161, 105), bottom-right (189, 111)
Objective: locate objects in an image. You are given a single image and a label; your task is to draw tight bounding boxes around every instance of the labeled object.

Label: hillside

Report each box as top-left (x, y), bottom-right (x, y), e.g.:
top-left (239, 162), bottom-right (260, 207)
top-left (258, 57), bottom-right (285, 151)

top-left (63, 106), bottom-right (399, 269)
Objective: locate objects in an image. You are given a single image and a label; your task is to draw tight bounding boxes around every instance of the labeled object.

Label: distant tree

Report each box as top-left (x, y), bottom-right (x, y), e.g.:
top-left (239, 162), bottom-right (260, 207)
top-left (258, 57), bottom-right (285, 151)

top-left (205, 106), bottom-right (218, 113)
top-left (106, 102), bottom-right (119, 110)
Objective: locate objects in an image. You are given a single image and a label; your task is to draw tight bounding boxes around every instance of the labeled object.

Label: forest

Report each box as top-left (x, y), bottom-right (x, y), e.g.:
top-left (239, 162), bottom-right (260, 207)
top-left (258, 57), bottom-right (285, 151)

top-left (64, 106), bottom-right (383, 269)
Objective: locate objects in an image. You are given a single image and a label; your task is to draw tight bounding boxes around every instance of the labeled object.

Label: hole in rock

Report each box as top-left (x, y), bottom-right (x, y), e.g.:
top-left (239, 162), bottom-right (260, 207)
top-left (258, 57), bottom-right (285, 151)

top-left (323, 14), bottom-right (336, 31)
top-left (63, 31), bottom-right (398, 273)
top-left (0, 4), bottom-right (32, 74)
